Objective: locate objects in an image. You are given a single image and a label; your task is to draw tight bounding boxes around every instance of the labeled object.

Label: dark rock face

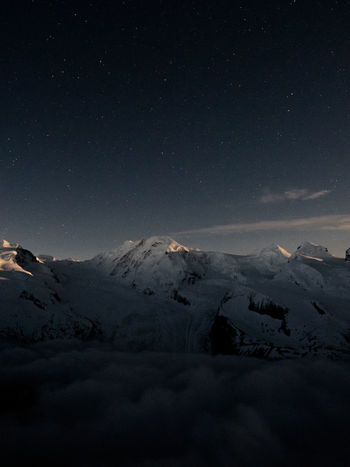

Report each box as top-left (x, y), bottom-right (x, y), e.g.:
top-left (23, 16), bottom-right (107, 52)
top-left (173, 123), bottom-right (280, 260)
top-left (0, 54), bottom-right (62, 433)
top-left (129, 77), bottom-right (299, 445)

top-left (312, 301), bottom-right (326, 315)
top-left (209, 313), bottom-right (275, 357)
top-left (209, 314), bottom-right (242, 355)
top-left (248, 296), bottom-right (287, 320)
top-left (143, 288), bottom-right (154, 296)
top-left (19, 290), bottom-right (46, 310)
top-left (15, 248), bottom-right (39, 268)
top-left (248, 296), bottom-right (291, 336)
top-left (171, 290), bottom-right (190, 306)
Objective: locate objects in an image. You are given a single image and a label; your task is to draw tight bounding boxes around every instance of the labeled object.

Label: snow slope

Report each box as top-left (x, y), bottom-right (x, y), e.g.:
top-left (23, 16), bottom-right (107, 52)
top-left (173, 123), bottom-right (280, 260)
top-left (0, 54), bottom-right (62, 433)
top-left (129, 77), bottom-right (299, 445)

top-left (0, 237), bottom-right (349, 358)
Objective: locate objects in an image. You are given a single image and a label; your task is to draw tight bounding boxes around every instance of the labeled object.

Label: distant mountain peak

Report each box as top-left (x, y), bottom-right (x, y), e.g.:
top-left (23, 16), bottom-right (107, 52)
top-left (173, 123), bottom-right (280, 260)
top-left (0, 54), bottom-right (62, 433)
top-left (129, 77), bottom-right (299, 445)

top-left (292, 241), bottom-right (331, 260)
top-left (1, 239), bottom-right (21, 249)
top-left (136, 236), bottom-right (190, 254)
top-left (259, 244), bottom-right (291, 259)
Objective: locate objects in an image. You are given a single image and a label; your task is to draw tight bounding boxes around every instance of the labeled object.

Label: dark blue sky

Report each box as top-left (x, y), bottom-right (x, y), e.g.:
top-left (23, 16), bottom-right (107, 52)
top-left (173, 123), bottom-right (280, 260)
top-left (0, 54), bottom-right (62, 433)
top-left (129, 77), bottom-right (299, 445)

top-left (1, 0), bottom-right (350, 258)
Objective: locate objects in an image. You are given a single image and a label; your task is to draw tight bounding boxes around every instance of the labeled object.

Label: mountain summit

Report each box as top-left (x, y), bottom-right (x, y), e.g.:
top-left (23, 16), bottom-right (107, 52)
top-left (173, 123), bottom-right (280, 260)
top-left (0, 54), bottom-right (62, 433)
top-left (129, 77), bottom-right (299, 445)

top-left (292, 241), bottom-right (331, 261)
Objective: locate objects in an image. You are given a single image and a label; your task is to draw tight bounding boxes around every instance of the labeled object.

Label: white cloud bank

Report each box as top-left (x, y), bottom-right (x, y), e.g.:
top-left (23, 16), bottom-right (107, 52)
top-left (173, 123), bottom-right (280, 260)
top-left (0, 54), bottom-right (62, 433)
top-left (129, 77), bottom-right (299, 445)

top-left (0, 342), bottom-right (349, 467)
top-left (177, 214), bottom-right (350, 236)
top-left (260, 189), bottom-right (331, 204)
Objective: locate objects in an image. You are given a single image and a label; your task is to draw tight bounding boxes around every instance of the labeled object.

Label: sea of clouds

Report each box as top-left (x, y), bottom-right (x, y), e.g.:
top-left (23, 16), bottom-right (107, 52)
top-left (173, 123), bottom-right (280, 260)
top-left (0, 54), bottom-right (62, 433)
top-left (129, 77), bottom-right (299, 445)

top-left (0, 341), bottom-right (349, 467)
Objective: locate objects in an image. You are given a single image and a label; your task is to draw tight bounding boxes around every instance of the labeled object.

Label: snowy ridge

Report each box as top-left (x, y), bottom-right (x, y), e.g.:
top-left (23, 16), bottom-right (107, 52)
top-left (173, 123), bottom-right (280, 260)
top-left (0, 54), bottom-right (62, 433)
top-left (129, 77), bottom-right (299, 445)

top-left (90, 236), bottom-right (197, 294)
top-left (1, 239), bottom-right (21, 249)
top-left (0, 236), bottom-right (349, 358)
top-left (291, 241), bottom-right (331, 261)
top-left (0, 241), bottom-right (35, 276)
top-left (259, 244), bottom-right (291, 260)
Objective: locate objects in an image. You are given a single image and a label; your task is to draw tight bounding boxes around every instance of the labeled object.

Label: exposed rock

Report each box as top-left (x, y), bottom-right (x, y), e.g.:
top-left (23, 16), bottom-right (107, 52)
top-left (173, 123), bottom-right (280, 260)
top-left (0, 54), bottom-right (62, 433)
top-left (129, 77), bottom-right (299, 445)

top-left (248, 296), bottom-right (291, 336)
top-left (346, 248), bottom-right (350, 261)
top-left (171, 290), bottom-right (190, 305)
top-left (15, 247), bottom-right (39, 268)
top-left (209, 314), bottom-right (242, 355)
top-left (312, 301), bottom-right (326, 315)
top-left (19, 290), bottom-right (46, 310)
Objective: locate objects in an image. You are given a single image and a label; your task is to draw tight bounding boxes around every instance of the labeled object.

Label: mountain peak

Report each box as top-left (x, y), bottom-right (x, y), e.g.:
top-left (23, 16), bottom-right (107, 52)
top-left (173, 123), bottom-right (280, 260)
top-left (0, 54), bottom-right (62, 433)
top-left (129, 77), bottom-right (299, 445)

top-left (1, 239), bottom-right (21, 249)
top-left (292, 241), bottom-right (331, 260)
top-left (136, 236), bottom-right (190, 254)
top-left (259, 244), bottom-right (291, 259)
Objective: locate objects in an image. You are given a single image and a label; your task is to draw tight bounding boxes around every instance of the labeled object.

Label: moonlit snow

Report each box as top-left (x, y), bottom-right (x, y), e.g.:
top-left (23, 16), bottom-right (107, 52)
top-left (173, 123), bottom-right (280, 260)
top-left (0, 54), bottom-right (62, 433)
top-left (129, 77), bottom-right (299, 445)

top-left (0, 236), bottom-right (349, 357)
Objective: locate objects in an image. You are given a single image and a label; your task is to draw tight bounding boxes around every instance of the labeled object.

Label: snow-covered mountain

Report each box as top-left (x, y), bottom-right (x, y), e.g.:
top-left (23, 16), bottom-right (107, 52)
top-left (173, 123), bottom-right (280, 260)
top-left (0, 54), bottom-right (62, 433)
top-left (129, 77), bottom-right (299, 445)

top-left (0, 240), bottom-right (100, 341)
top-left (0, 236), bottom-right (349, 358)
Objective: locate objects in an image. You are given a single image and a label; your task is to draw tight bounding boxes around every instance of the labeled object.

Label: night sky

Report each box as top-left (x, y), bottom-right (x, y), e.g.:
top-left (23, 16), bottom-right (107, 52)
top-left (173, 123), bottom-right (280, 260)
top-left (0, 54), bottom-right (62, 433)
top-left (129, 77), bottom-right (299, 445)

top-left (1, 1), bottom-right (350, 258)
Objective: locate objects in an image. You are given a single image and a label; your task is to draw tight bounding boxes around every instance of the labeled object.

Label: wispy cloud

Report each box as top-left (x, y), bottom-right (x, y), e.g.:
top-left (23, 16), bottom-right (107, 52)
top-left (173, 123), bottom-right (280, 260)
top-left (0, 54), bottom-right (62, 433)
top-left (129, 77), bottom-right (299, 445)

top-left (259, 189), bottom-right (331, 204)
top-left (302, 190), bottom-right (331, 200)
top-left (176, 214), bottom-right (350, 236)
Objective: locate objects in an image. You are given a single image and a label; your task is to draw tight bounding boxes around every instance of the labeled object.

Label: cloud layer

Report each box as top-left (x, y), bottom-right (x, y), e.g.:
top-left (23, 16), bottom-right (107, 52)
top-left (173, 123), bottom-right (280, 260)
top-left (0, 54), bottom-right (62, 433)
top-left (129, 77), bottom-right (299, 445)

top-left (260, 189), bottom-right (331, 204)
top-left (177, 214), bottom-right (350, 236)
top-left (0, 342), bottom-right (349, 467)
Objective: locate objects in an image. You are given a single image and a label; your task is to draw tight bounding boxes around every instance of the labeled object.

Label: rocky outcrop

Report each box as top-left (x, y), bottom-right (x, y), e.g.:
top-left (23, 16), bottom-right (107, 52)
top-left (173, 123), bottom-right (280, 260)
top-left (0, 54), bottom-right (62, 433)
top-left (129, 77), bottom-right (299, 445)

top-left (209, 314), bottom-right (242, 355)
top-left (346, 248), bottom-right (350, 261)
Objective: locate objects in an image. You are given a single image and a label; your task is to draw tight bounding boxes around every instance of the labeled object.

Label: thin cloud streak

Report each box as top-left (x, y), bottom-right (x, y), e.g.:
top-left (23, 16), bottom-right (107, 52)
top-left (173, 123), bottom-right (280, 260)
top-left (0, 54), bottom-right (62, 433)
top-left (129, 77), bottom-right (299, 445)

top-left (176, 214), bottom-right (350, 236)
top-left (259, 189), bottom-right (331, 204)
top-left (303, 190), bottom-right (332, 200)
